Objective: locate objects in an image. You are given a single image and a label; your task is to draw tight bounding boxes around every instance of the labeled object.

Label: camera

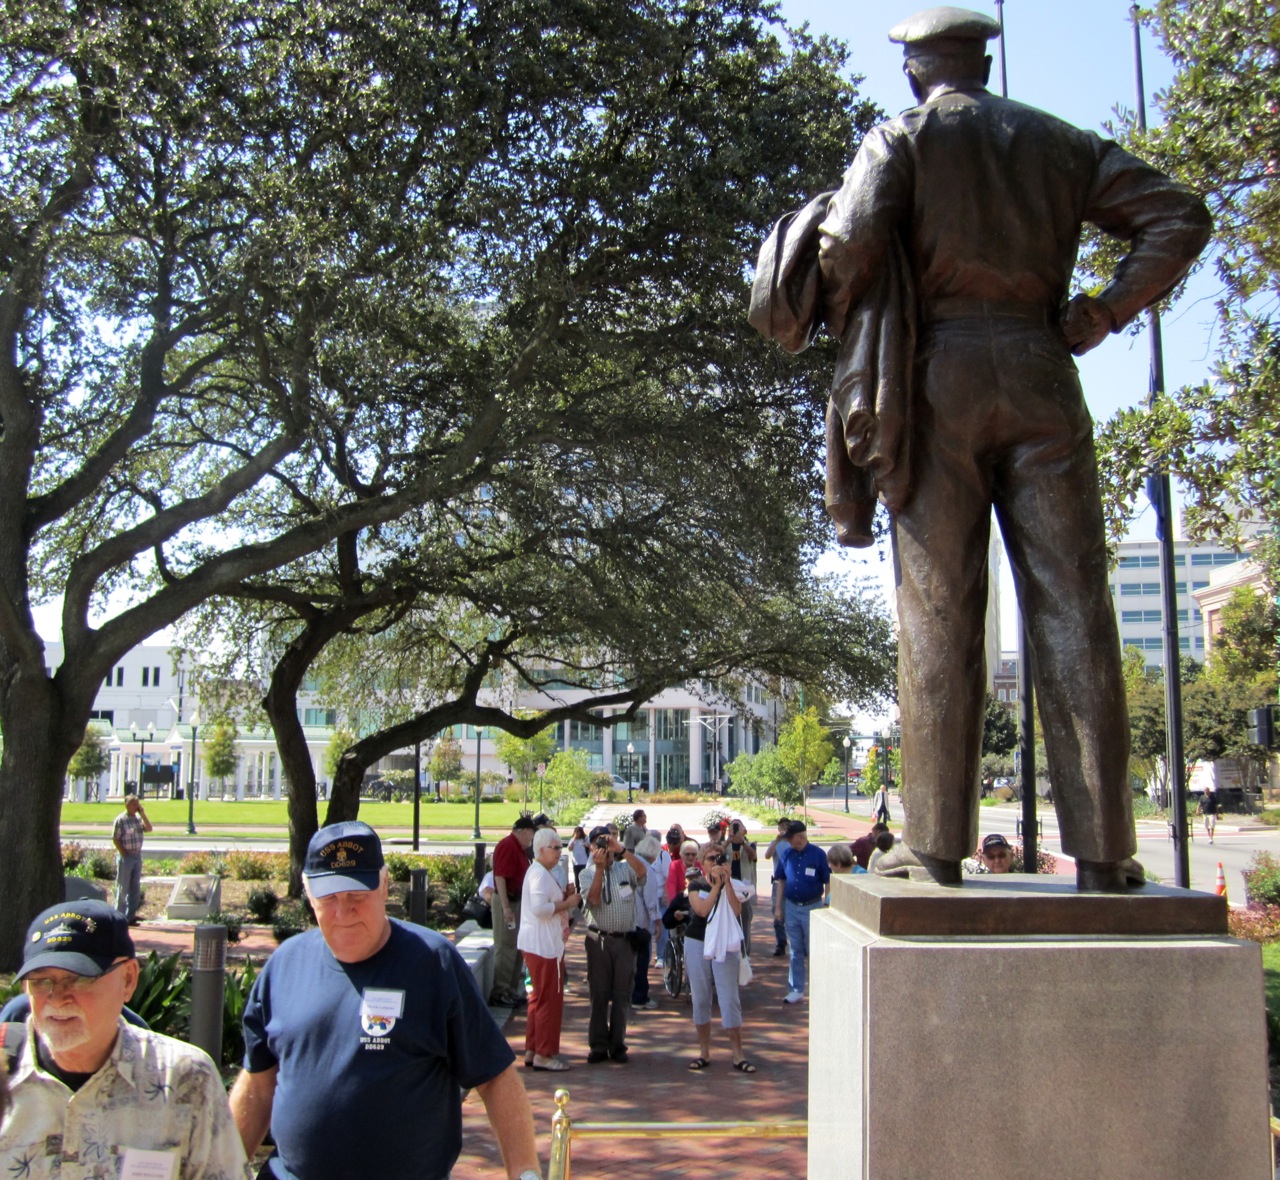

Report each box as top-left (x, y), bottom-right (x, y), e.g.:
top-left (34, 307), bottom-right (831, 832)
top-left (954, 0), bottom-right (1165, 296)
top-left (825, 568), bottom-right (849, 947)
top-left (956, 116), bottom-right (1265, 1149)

top-left (594, 835), bottom-right (611, 851)
top-left (709, 853), bottom-right (727, 866)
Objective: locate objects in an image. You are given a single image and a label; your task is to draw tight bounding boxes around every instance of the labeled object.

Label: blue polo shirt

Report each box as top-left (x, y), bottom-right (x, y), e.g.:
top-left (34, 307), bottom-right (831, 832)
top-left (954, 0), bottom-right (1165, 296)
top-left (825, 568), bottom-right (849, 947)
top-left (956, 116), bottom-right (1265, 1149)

top-left (772, 841), bottom-right (829, 904)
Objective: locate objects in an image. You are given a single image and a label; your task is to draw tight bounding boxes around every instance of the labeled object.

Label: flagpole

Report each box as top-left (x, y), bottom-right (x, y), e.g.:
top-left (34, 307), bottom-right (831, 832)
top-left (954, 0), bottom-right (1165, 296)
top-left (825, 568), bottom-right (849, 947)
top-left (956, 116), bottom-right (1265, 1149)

top-left (994, 0), bottom-right (1040, 873)
top-left (1132, 4), bottom-right (1189, 887)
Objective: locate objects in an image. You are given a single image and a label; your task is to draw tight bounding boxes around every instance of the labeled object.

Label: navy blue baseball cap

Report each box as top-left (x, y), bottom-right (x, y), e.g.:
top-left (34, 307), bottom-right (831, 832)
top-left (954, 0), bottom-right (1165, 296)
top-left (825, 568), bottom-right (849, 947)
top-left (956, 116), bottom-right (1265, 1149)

top-left (18, 900), bottom-right (135, 979)
top-left (304, 821), bottom-right (385, 897)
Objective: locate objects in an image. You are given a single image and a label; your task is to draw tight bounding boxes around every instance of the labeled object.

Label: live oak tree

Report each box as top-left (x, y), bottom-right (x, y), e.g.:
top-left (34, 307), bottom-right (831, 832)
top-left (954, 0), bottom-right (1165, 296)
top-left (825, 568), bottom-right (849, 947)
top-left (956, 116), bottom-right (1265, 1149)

top-left (1096, 0), bottom-right (1280, 573)
top-left (0, 0), bottom-right (890, 963)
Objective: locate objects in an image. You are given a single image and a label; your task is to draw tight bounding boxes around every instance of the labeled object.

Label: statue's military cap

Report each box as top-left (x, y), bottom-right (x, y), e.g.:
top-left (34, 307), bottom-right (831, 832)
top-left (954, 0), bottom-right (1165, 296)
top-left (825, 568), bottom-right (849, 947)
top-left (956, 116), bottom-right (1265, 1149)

top-left (889, 7), bottom-right (1001, 49)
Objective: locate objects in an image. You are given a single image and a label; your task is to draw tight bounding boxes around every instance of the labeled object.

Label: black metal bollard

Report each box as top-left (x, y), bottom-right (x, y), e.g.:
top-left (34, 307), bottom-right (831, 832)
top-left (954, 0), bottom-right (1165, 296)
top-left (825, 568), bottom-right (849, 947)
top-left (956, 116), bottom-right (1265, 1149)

top-left (473, 841), bottom-right (486, 883)
top-left (408, 867), bottom-right (430, 926)
top-left (190, 924), bottom-right (227, 1062)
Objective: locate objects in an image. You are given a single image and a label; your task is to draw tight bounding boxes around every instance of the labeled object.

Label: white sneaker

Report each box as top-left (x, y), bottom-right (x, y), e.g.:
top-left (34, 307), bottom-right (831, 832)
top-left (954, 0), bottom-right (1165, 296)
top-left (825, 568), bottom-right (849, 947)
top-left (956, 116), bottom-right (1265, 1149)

top-left (640, 999), bottom-right (658, 1010)
top-left (783, 990), bottom-right (805, 1004)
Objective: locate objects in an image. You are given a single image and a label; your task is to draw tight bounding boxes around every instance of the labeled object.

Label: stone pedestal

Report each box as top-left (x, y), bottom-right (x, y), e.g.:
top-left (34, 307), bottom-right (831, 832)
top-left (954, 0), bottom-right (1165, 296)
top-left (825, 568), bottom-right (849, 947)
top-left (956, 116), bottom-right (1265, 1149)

top-left (810, 875), bottom-right (1271, 1179)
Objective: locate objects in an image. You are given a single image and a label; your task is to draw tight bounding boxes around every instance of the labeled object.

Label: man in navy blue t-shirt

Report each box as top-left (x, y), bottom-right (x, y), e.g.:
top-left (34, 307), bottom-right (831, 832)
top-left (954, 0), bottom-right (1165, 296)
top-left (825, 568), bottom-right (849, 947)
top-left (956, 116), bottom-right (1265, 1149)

top-left (230, 822), bottom-right (541, 1180)
top-left (771, 821), bottom-right (830, 1005)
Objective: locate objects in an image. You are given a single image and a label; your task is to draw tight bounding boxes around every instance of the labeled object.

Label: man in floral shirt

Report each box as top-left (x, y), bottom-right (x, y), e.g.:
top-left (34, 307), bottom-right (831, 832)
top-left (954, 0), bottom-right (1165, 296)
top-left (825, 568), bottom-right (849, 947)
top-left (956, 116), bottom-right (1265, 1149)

top-left (0, 900), bottom-right (251, 1180)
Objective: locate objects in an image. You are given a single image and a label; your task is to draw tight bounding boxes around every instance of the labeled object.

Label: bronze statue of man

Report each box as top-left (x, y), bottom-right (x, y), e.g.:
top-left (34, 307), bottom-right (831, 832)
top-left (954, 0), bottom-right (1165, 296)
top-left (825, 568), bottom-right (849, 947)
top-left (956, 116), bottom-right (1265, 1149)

top-left (751, 7), bottom-right (1211, 890)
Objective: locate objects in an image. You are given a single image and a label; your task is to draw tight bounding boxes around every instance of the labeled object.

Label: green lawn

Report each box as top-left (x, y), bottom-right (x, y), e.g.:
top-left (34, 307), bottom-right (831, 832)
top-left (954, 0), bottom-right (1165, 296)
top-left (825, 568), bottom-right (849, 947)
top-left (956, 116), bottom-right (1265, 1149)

top-left (1262, 942), bottom-right (1280, 1014)
top-left (60, 799), bottom-right (534, 831)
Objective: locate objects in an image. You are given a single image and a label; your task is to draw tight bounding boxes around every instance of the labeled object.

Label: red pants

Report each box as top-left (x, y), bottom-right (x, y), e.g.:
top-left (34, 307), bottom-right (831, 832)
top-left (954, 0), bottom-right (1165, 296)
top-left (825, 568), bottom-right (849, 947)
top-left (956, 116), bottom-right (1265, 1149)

top-left (523, 951), bottom-right (565, 1058)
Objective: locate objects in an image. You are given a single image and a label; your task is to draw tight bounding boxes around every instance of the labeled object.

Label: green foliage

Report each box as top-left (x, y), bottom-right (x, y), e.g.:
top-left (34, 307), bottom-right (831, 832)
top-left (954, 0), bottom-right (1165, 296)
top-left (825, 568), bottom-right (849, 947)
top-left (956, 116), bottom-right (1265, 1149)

top-left (493, 721), bottom-right (558, 800)
top-left (777, 707), bottom-right (834, 797)
top-left (543, 748), bottom-right (594, 808)
top-left (383, 852), bottom-right (434, 884)
top-left (818, 757), bottom-right (845, 788)
top-left (726, 746), bottom-right (800, 809)
top-left (1245, 852), bottom-right (1280, 908)
top-left (272, 913), bottom-right (309, 944)
top-left (70, 849), bottom-right (116, 880)
top-left (128, 952), bottom-right (190, 1038)
top-left (1096, 3), bottom-right (1280, 576)
top-left (430, 856), bottom-right (480, 913)
top-left (143, 858), bottom-right (181, 876)
top-left (1207, 586), bottom-right (1278, 689)
top-left (429, 736), bottom-right (465, 791)
top-left (178, 852), bottom-right (227, 877)
top-left (202, 719), bottom-right (239, 796)
top-left (324, 729), bottom-right (358, 780)
top-left (982, 693), bottom-right (1018, 756)
top-left (60, 842), bottom-right (85, 870)
top-left (67, 727), bottom-right (112, 787)
top-left (246, 888), bottom-right (280, 922)
top-left (221, 957), bottom-right (258, 1068)
top-left (206, 912), bottom-right (244, 944)
top-left (225, 851), bottom-right (285, 881)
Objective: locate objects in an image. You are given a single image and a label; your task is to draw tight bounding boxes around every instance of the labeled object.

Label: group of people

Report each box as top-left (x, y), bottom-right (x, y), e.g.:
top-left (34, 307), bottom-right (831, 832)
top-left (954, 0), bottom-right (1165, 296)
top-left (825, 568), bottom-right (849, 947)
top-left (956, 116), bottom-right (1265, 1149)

top-left (1, 800), bottom-right (1038, 1180)
top-left (495, 809), bottom-right (763, 1075)
top-left (1, 821), bottom-right (543, 1180)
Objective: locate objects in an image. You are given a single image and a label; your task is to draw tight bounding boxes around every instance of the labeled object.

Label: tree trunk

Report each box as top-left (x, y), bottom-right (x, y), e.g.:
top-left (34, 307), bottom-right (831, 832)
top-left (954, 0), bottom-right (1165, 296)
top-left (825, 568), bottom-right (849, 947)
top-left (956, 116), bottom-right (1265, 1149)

top-left (263, 657), bottom-right (321, 899)
top-left (0, 668), bottom-right (82, 971)
top-left (325, 755), bottom-right (365, 826)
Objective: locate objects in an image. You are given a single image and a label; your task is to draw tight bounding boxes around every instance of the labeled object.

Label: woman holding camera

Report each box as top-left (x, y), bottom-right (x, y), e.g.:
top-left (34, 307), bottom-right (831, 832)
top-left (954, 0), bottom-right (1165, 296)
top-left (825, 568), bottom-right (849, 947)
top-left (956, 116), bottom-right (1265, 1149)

top-left (685, 844), bottom-right (755, 1074)
top-left (518, 827), bottom-right (582, 1071)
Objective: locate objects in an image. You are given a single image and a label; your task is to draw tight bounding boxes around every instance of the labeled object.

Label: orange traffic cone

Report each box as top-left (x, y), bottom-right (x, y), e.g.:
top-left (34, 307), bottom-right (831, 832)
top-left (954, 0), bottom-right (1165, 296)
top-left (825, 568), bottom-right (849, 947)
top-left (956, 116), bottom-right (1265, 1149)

top-left (1215, 862), bottom-right (1228, 900)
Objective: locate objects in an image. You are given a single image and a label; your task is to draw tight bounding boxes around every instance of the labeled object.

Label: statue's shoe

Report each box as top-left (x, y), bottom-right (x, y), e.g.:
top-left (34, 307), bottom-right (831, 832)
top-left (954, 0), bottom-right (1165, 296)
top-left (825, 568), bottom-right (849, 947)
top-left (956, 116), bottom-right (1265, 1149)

top-left (1075, 857), bottom-right (1147, 892)
top-left (872, 844), bottom-right (962, 886)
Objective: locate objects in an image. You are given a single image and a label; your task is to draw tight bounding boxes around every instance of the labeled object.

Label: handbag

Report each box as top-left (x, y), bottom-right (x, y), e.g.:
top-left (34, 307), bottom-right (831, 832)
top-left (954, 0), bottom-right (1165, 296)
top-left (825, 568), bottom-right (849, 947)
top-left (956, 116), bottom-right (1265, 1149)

top-left (738, 953), bottom-right (753, 987)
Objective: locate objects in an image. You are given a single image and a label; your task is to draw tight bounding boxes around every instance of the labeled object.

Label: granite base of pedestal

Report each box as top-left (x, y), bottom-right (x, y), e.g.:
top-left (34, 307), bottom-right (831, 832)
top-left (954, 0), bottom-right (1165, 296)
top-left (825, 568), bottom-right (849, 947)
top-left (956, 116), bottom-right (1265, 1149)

top-left (809, 875), bottom-right (1271, 1179)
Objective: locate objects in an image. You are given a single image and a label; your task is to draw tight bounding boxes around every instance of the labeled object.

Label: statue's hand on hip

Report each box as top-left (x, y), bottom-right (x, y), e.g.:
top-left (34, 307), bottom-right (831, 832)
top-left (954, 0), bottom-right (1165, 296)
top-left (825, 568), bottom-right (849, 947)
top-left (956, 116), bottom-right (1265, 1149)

top-left (1062, 294), bottom-right (1116, 356)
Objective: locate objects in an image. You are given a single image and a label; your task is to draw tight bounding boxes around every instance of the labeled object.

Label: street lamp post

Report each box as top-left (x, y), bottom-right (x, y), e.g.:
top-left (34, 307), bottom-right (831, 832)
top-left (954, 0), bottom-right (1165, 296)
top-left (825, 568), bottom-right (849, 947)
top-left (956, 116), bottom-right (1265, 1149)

top-left (627, 742), bottom-right (634, 805)
top-left (843, 734), bottom-right (852, 813)
top-left (186, 712), bottom-right (200, 835)
top-left (413, 739), bottom-right (422, 852)
top-left (472, 727), bottom-right (482, 840)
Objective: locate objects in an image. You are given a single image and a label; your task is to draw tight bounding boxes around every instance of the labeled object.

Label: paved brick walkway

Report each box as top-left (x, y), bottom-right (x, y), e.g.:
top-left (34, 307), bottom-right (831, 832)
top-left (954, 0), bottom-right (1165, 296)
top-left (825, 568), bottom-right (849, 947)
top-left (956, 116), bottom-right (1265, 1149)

top-left (456, 904), bottom-right (809, 1179)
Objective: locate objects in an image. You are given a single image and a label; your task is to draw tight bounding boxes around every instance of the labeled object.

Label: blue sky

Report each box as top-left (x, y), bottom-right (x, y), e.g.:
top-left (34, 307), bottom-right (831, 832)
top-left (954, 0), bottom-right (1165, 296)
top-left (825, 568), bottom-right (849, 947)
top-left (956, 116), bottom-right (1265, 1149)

top-left (784, 1), bottom-right (1225, 658)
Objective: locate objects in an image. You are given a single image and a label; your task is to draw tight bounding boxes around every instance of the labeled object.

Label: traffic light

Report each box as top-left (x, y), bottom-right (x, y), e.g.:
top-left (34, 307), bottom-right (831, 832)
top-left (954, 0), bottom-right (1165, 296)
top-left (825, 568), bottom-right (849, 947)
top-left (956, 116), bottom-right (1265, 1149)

top-left (1246, 706), bottom-right (1277, 749)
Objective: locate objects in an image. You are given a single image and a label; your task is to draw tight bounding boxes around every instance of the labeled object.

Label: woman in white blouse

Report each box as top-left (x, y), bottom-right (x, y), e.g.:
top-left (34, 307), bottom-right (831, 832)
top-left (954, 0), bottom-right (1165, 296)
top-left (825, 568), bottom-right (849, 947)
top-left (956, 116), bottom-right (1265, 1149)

top-left (518, 827), bottom-right (581, 1071)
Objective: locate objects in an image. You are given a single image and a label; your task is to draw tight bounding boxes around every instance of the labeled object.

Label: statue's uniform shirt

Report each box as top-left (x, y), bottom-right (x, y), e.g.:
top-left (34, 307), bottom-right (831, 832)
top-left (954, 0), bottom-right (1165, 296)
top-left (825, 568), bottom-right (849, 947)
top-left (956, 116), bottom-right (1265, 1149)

top-left (817, 86), bottom-right (1211, 864)
top-left (241, 920), bottom-right (514, 1180)
top-left (0, 1019), bottom-right (252, 1180)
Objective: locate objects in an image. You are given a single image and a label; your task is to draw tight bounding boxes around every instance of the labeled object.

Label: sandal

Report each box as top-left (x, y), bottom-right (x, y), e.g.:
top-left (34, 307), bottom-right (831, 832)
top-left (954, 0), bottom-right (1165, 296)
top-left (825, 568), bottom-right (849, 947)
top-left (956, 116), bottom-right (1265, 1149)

top-left (688, 1057), bottom-right (712, 1071)
top-left (732, 1059), bottom-right (757, 1074)
top-left (524, 1052), bottom-right (535, 1067)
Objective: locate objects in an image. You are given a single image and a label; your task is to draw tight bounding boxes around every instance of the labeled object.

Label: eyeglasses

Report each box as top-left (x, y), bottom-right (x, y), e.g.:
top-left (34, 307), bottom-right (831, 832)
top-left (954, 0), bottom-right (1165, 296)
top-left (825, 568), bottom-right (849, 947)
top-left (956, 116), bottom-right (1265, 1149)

top-left (547, 844), bottom-right (563, 851)
top-left (24, 959), bottom-right (129, 997)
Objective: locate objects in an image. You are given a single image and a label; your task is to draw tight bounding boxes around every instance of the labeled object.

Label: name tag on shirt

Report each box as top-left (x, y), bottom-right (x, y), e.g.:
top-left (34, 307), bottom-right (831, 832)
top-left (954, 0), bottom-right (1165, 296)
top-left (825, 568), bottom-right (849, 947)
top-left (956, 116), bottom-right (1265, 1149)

top-left (120, 1149), bottom-right (177, 1180)
top-left (618, 883), bottom-right (633, 899)
top-left (804, 866), bottom-right (816, 877)
top-left (361, 988), bottom-right (405, 1019)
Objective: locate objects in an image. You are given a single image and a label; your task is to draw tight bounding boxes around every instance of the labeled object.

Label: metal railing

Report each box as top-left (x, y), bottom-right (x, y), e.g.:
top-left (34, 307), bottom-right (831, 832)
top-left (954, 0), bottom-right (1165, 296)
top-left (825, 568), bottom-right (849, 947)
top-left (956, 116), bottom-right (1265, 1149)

top-left (548, 1088), bottom-right (806, 1180)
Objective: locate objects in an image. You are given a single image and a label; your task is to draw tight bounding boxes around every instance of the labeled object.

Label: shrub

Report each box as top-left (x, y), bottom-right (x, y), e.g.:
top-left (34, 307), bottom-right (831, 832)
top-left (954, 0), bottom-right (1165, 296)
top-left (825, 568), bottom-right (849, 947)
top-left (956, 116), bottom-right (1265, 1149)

top-left (178, 851), bottom-right (228, 877)
top-left (80, 849), bottom-right (115, 879)
top-left (1245, 852), bottom-right (1280, 907)
top-left (384, 852), bottom-right (433, 883)
top-left (143, 857), bottom-right (180, 875)
top-left (1256, 809), bottom-right (1280, 827)
top-left (246, 888), bottom-right (280, 922)
top-left (423, 854), bottom-right (480, 912)
top-left (129, 951), bottom-right (190, 1038)
top-left (225, 850), bottom-right (283, 881)
top-left (206, 912), bottom-right (243, 943)
top-left (613, 810), bottom-right (636, 831)
top-left (1229, 904), bottom-right (1280, 943)
top-left (273, 913), bottom-right (309, 944)
top-left (61, 841), bottom-right (86, 870)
